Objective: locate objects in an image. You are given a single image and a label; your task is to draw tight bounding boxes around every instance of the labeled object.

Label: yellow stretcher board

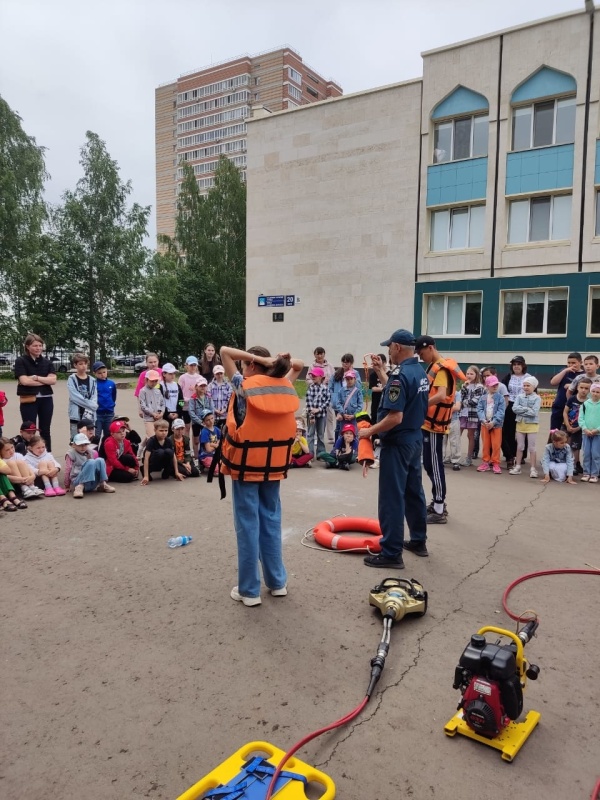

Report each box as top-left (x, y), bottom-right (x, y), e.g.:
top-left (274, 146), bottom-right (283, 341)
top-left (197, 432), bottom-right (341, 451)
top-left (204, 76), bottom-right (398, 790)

top-left (175, 740), bottom-right (336, 799)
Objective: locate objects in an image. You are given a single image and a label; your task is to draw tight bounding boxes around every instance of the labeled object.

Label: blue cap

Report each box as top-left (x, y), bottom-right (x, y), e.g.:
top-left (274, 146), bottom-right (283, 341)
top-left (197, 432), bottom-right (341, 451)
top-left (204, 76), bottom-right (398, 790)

top-left (200, 408), bottom-right (214, 420)
top-left (185, 355), bottom-right (199, 365)
top-left (92, 361), bottom-right (106, 372)
top-left (380, 328), bottom-right (416, 347)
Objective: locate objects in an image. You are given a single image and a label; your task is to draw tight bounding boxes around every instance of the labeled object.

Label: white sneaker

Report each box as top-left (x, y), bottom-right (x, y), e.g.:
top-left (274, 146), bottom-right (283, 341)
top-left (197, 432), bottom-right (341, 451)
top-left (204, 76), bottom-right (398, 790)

top-left (230, 586), bottom-right (261, 606)
top-left (529, 468), bottom-right (539, 479)
top-left (369, 460), bottom-right (380, 469)
top-left (22, 486), bottom-right (36, 498)
top-left (270, 586), bottom-right (288, 597)
top-left (509, 466), bottom-right (522, 475)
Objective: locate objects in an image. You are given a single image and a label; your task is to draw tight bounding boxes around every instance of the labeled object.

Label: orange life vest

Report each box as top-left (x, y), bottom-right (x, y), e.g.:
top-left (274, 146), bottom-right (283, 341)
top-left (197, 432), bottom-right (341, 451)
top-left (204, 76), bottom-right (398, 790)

top-left (220, 375), bottom-right (300, 481)
top-left (423, 358), bottom-right (466, 434)
top-left (357, 419), bottom-right (375, 465)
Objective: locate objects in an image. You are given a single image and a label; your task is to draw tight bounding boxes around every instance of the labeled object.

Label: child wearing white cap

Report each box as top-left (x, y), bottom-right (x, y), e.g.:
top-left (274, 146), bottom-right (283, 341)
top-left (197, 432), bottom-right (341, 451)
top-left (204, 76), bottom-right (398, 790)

top-left (160, 363), bottom-right (183, 433)
top-left (64, 433), bottom-right (115, 498)
top-left (510, 376), bottom-right (541, 478)
top-left (178, 356), bottom-right (200, 437)
top-left (207, 364), bottom-right (232, 429)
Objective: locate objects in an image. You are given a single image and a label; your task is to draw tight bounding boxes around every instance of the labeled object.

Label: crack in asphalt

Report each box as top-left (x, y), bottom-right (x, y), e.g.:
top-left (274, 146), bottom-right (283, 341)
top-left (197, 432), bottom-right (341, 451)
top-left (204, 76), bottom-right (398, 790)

top-left (315, 483), bottom-right (547, 770)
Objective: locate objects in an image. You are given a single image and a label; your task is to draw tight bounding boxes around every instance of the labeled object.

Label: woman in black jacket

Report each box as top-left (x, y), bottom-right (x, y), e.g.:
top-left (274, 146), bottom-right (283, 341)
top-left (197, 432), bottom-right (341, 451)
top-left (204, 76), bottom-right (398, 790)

top-left (14, 334), bottom-right (57, 452)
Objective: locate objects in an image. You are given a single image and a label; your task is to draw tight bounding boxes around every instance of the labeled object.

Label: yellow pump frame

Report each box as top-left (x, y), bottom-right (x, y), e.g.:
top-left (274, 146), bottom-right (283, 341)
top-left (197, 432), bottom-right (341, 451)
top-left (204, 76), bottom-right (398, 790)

top-left (444, 626), bottom-right (541, 762)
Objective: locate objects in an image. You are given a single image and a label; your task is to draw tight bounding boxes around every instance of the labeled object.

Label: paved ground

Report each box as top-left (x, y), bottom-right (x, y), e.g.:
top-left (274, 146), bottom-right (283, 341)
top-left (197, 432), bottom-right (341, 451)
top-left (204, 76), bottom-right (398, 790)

top-left (1, 382), bottom-right (599, 800)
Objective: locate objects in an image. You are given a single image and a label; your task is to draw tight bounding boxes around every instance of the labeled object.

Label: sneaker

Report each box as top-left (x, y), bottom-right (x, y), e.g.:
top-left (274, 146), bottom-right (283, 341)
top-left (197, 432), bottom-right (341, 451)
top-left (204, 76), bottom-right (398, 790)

top-left (581, 474), bottom-right (590, 482)
top-left (44, 487), bottom-right (56, 497)
top-left (270, 586), bottom-right (288, 597)
top-left (32, 486), bottom-right (45, 496)
top-left (73, 484), bottom-right (84, 499)
top-left (529, 468), bottom-right (539, 479)
top-left (492, 464), bottom-right (502, 474)
top-left (476, 462), bottom-right (490, 472)
top-left (459, 457), bottom-right (472, 467)
top-left (53, 487), bottom-right (67, 496)
top-left (452, 464), bottom-right (461, 471)
top-left (590, 476), bottom-right (599, 484)
top-left (22, 485), bottom-right (36, 499)
top-left (97, 482), bottom-right (116, 493)
top-left (427, 502), bottom-right (448, 517)
top-left (509, 465), bottom-right (522, 475)
top-left (230, 586), bottom-right (261, 606)
top-left (339, 463), bottom-right (350, 471)
top-left (427, 511), bottom-right (447, 524)
top-left (363, 553), bottom-right (405, 569)
top-left (403, 540), bottom-right (429, 557)
top-left (369, 460), bottom-right (380, 469)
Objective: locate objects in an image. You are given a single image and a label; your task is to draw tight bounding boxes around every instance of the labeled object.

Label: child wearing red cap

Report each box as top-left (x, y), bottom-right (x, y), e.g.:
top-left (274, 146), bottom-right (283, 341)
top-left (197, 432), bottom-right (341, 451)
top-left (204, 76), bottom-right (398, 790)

top-left (317, 424), bottom-right (358, 470)
top-left (103, 420), bottom-right (140, 482)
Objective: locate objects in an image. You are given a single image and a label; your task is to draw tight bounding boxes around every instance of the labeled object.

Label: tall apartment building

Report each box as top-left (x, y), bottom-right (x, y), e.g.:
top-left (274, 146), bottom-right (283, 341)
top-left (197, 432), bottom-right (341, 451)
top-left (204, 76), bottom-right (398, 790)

top-left (155, 47), bottom-right (342, 239)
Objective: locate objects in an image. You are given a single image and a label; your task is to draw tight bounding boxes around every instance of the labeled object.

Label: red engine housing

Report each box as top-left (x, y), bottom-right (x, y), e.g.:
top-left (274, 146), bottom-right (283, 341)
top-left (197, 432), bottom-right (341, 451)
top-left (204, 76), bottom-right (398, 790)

top-left (461, 677), bottom-right (507, 738)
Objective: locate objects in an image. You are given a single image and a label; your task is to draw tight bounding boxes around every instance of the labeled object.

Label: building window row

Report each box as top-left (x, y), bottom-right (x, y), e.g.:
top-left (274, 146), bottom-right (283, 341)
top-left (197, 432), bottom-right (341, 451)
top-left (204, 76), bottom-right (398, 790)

top-left (422, 286), bottom-right (596, 338)
top-left (433, 114), bottom-right (489, 164)
top-left (288, 84), bottom-right (302, 102)
top-left (508, 193), bottom-right (571, 244)
top-left (306, 85), bottom-right (319, 99)
top-left (177, 106), bottom-right (249, 134)
top-left (288, 67), bottom-right (302, 85)
top-left (177, 74), bottom-right (249, 105)
top-left (178, 139), bottom-right (246, 163)
top-left (177, 90), bottom-right (250, 119)
top-left (178, 123), bottom-right (247, 149)
top-left (177, 154), bottom-right (247, 179)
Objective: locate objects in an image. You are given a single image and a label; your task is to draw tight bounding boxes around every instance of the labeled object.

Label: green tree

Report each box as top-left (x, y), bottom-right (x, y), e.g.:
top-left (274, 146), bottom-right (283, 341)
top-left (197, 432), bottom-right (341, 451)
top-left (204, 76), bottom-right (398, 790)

top-left (47, 131), bottom-right (150, 361)
top-left (0, 95), bottom-right (48, 344)
top-left (164, 156), bottom-right (246, 351)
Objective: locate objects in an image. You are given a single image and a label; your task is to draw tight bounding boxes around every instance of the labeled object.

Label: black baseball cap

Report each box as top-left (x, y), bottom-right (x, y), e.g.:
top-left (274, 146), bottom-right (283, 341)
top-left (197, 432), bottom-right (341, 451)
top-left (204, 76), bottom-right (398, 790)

top-left (414, 335), bottom-right (436, 351)
top-left (20, 421), bottom-right (38, 432)
top-left (380, 328), bottom-right (416, 347)
top-left (510, 355), bottom-right (526, 364)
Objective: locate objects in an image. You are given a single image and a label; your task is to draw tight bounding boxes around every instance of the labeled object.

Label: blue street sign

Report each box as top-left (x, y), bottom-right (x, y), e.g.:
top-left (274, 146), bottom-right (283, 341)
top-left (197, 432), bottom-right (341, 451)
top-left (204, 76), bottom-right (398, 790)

top-left (257, 294), bottom-right (290, 308)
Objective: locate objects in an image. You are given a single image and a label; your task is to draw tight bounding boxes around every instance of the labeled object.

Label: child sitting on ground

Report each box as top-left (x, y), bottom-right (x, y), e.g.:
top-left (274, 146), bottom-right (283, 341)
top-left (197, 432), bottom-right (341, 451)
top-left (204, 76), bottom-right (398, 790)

top-left (510, 376), bottom-right (542, 478)
top-left (168, 418), bottom-right (199, 478)
top-left (138, 370), bottom-right (166, 438)
top-left (140, 420), bottom-right (184, 485)
top-left (24, 434), bottom-right (66, 496)
top-left (103, 420), bottom-right (139, 483)
top-left (0, 458), bottom-right (28, 510)
top-left (290, 418), bottom-right (313, 468)
top-left (198, 410), bottom-right (221, 473)
top-left (541, 430), bottom-right (575, 484)
top-left (11, 421), bottom-right (38, 455)
top-left (563, 377), bottom-right (591, 475)
top-left (64, 433), bottom-right (115, 498)
top-left (0, 437), bottom-right (44, 498)
top-left (318, 423), bottom-right (358, 470)
top-left (476, 375), bottom-right (506, 474)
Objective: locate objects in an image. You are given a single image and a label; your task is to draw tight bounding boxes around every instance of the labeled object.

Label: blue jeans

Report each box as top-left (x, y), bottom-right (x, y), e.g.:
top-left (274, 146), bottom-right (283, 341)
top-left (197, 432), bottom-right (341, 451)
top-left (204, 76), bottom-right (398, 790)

top-left (307, 415), bottom-right (326, 456)
top-left (72, 458), bottom-right (108, 492)
top-left (95, 412), bottom-right (114, 440)
top-left (582, 434), bottom-right (600, 476)
top-left (378, 436), bottom-right (427, 559)
top-left (231, 480), bottom-right (287, 598)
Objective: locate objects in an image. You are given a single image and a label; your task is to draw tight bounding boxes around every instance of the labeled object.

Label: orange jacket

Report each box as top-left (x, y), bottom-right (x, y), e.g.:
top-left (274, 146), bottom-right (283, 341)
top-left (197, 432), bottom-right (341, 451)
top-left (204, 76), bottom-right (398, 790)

top-left (221, 375), bottom-right (299, 481)
top-left (422, 358), bottom-right (465, 434)
top-left (357, 419), bottom-right (374, 464)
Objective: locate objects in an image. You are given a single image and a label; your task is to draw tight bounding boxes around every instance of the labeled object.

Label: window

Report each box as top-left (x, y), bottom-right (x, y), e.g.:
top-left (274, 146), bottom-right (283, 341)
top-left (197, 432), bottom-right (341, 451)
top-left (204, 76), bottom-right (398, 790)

top-left (306, 85), bottom-right (319, 98)
top-left (288, 84), bottom-right (302, 102)
top-left (254, 77), bottom-right (260, 85)
top-left (501, 288), bottom-right (568, 336)
top-left (430, 205), bottom-right (485, 251)
top-left (589, 288), bottom-right (600, 334)
top-left (433, 114), bottom-right (488, 163)
top-left (425, 293), bottom-right (482, 336)
top-left (288, 67), bottom-right (302, 85)
top-left (508, 194), bottom-right (571, 243)
top-left (512, 97), bottom-right (575, 150)
top-left (596, 191), bottom-right (600, 236)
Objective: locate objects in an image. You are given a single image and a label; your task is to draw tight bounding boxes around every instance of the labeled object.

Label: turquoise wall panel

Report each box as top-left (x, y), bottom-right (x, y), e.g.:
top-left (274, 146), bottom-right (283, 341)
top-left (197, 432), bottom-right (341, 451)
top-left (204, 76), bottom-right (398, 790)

top-left (511, 67), bottom-right (576, 104)
top-left (413, 272), bottom-right (600, 380)
top-left (595, 140), bottom-right (600, 185)
top-left (427, 157), bottom-right (488, 206)
top-left (505, 144), bottom-right (574, 195)
top-left (432, 86), bottom-right (489, 120)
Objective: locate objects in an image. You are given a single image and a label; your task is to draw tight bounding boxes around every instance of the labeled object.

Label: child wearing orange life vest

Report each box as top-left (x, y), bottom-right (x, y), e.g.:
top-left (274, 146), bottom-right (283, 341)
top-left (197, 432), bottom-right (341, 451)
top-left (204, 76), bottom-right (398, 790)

top-left (220, 345), bottom-right (303, 607)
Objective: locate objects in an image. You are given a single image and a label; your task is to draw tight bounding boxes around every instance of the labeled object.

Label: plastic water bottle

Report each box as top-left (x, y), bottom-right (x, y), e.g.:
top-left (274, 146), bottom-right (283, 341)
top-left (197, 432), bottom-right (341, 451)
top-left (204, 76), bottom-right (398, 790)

top-left (167, 536), bottom-right (193, 548)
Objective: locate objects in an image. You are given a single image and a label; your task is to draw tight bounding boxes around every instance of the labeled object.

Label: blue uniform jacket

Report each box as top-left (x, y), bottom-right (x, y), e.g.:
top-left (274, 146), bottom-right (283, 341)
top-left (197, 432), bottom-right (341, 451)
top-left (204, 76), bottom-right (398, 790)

top-left (377, 357), bottom-right (429, 442)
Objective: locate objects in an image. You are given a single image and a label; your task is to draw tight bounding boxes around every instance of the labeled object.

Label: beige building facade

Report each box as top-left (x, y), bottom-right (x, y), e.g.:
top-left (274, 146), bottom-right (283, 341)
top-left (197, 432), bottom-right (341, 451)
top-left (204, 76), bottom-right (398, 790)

top-left (245, 8), bottom-right (600, 381)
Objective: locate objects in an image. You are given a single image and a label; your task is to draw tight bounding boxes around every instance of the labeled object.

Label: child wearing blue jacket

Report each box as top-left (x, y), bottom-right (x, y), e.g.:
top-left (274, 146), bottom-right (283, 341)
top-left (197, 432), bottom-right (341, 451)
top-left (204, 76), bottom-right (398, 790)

top-left (476, 375), bottom-right (506, 474)
top-left (332, 371), bottom-right (363, 439)
top-left (93, 361), bottom-right (117, 441)
top-left (510, 376), bottom-right (541, 478)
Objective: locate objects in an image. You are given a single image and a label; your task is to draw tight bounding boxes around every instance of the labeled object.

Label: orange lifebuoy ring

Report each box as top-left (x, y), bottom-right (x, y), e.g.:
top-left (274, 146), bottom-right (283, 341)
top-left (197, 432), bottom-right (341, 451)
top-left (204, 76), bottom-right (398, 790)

top-left (313, 517), bottom-right (382, 552)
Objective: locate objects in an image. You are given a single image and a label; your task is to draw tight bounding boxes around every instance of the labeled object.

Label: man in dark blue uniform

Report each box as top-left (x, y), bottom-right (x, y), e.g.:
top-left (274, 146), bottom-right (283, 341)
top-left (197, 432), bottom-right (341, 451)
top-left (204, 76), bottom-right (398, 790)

top-left (359, 329), bottom-right (429, 569)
